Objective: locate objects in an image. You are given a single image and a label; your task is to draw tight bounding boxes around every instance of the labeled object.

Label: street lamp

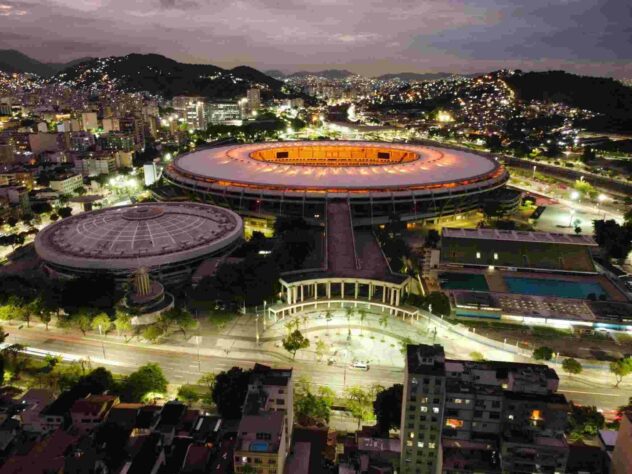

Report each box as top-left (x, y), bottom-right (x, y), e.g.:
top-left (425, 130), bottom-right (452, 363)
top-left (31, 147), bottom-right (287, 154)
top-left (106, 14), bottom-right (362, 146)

top-left (570, 191), bottom-right (580, 201)
top-left (255, 312), bottom-right (260, 345)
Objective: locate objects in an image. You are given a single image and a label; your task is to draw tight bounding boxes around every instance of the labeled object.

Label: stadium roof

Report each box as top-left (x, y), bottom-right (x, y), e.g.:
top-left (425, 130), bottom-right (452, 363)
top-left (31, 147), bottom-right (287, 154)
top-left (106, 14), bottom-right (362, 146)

top-left (35, 202), bottom-right (243, 271)
top-left (442, 228), bottom-right (598, 246)
top-left (169, 141), bottom-right (501, 192)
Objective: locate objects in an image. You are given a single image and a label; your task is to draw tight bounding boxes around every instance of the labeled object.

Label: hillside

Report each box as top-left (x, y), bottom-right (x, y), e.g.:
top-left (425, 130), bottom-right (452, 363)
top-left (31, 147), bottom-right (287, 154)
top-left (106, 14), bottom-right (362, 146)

top-left (0, 50), bottom-right (92, 77)
top-left (51, 54), bottom-right (286, 99)
top-left (505, 71), bottom-right (632, 131)
top-left (286, 69), bottom-right (356, 79)
top-left (375, 72), bottom-right (465, 81)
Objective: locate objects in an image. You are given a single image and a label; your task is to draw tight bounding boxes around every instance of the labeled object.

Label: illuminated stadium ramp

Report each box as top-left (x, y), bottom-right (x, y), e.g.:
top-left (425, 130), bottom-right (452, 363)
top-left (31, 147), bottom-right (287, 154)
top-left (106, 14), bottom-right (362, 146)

top-left (164, 141), bottom-right (513, 225)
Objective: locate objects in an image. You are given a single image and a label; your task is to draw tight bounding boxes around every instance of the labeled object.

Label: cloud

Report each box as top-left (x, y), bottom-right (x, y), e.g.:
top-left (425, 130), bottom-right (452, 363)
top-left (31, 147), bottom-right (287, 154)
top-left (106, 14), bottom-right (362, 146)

top-left (0, 0), bottom-right (629, 76)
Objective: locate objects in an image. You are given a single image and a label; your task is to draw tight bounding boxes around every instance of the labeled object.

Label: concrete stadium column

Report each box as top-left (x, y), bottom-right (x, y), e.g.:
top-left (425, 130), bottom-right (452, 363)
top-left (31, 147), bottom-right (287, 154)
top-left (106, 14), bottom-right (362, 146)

top-left (390, 287), bottom-right (395, 306)
top-left (355, 282), bottom-right (359, 300)
top-left (314, 283), bottom-right (318, 300)
top-left (300, 285), bottom-right (304, 302)
top-left (293, 286), bottom-right (299, 305)
top-left (327, 282), bottom-right (331, 299)
top-left (368, 283), bottom-right (373, 300)
top-left (286, 286), bottom-right (292, 304)
top-left (382, 286), bottom-right (387, 303)
top-left (341, 282), bottom-right (345, 299)
top-left (395, 289), bottom-right (400, 307)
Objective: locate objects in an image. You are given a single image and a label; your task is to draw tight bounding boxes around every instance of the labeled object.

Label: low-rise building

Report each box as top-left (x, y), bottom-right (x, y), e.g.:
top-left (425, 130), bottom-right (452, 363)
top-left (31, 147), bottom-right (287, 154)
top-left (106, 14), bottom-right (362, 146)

top-left (69, 394), bottom-right (119, 433)
top-left (49, 172), bottom-right (83, 194)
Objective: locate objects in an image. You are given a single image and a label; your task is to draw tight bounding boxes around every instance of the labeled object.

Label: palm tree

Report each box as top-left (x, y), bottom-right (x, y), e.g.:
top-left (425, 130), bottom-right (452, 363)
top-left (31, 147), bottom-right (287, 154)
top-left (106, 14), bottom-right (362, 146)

top-left (358, 308), bottom-right (367, 335)
top-left (344, 306), bottom-right (354, 333)
top-left (379, 313), bottom-right (389, 342)
top-left (324, 311), bottom-right (333, 334)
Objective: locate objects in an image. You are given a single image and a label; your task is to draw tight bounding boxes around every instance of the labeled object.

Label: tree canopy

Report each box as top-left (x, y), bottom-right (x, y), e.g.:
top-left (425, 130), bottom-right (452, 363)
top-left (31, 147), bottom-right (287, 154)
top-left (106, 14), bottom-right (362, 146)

top-left (121, 363), bottom-right (168, 402)
top-left (211, 367), bottom-right (252, 419)
top-left (373, 384), bottom-right (403, 436)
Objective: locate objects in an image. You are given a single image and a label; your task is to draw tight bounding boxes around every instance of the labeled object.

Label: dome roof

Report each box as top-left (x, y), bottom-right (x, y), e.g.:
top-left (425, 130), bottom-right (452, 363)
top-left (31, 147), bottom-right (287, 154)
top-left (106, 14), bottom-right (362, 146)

top-left (35, 202), bottom-right (243, 271)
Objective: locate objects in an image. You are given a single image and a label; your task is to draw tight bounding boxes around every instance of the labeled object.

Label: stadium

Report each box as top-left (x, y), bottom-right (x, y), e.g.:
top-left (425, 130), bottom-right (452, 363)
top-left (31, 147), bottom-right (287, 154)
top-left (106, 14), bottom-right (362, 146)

top-left (34, 202), bottom-right (243, 285)
top-left (163, 141), bottom-right (514, 224)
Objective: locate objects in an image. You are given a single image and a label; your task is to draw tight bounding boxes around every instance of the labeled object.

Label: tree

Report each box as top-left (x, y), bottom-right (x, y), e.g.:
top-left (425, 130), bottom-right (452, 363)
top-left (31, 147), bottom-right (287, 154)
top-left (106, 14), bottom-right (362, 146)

top-left (91, 313), bottom-right (112, 335)
top-left (212, 367), bottom-right (252, 418)
top-left (282, 329), bottom-right (310, 359)
top-left (345, 386), bottom-right (376, 429)
top-left (567, 403), bottom-right (605, 440)
top-left (142, 325), bottom-right (164, 343)
top-left (425, 229), bottom-right (440, 248)
top-left (609, 357), bottom-right (632, 388)
top-left (121, 363), bottom-right (168, 402)
top-left (58, 207), bottom-right (73, 218)
top-left (295, 379), bottom-right (334, 426)
top-left (580, 147), bottom-right (596, 164)
top-left (177, 385), bottom-right (200, 404)
top-left (324, 311), bottom-right (333, 333)
top-left (49, 213), bottom-right (59, 222)
top-left (562, 358), bottom-right (583, 377)
top-left (344, 306), bottom-right (354, 333)
top-left (198, 372), bottom-right (216, 391)
top-left (358, 308), bottom-right (367, 334)
top-left (162, 307), bottom-right (196, 337)
top-left (470, 351), bottom-right (486, 362)
top-left (315, 339), bottom-right (328, 362)
top-left (373, 384), bottom-right (403, 436)
top-left (114, 310), bottom-right (133, 340)
top-left (75, 186), bottom-right (87, 196)
top-left (533, 346), bottom-right (554, 361)
top-left (593, 220), bottom-right (632, 262)
top-left (425, 292), bottom-right (451, 317)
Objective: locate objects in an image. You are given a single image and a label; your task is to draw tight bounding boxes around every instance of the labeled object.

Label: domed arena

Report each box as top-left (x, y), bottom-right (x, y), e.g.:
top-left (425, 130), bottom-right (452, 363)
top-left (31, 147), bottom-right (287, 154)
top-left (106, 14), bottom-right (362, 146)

top-left (35, 202), bottom-right (243, 284)
top-left (163, 141), bottom-right (512, 224)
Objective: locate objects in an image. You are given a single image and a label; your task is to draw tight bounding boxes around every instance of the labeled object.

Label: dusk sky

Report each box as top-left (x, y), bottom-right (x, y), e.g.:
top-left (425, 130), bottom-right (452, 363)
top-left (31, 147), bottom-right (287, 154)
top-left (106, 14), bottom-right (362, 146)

top-left (1, 0), bottom-right (631, 77)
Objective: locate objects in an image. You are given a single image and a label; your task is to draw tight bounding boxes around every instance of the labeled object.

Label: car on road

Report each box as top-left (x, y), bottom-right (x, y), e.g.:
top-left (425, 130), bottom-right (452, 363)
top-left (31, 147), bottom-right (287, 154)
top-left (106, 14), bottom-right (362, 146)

top-left (350, 360), bottom-right (370, 371)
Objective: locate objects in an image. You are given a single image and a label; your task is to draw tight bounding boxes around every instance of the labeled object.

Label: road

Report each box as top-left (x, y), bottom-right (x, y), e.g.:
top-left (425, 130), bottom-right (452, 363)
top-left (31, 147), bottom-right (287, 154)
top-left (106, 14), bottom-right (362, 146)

top-left (6, 326), bottom-right (630, 417)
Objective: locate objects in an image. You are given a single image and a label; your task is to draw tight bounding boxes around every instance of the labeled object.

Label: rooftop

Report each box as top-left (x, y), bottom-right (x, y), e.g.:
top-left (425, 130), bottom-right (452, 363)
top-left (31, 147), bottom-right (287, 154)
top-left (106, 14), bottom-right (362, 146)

top-left (169, 141), bottom-right (503, 193)
top-left (35, 202), bottom-right (243, 271)
top-left (442, 227), bottom-right (597, 246)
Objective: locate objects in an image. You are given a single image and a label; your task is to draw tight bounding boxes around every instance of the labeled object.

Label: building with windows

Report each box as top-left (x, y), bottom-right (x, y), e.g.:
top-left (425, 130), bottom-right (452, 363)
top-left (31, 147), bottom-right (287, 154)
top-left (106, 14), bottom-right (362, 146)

top-left (49, 173), bottom-right (83, 194)
top-left (73, 151), bottom-right (117, 176)
top-left (172, 96), bottom-right (207, 130)
top-left (400, 344), bottom-right (569, 474)
top-left (206, 101), bottom-right (242, 124)
top-left (247, 88), bottom-right (261, 113)
top-left (234, 365), bottom-right (293, 474)
top-left (164, 141), bottom-right (512, 225)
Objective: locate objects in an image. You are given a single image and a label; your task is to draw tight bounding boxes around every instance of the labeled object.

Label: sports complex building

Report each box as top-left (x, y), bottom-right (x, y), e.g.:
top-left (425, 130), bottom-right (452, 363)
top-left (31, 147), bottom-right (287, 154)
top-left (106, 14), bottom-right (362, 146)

top-left (34, 202), bottom-right (243, 285)
top-left (164, 141), bottom-right (516, 225)
top-left (433, 228), bottom-right (632, 331)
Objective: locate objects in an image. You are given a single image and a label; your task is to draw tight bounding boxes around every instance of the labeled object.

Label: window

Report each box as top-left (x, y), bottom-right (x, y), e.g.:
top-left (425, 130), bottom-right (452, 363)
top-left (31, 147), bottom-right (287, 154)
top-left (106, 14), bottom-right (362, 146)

top-left (432, 407), bottom-right (440, 414)
top-left (508, 414), bottom-right (514, 420)
top-left (276, 399), bottom-right (285, 405)
top-left (494, 252), bottom-right (498, 260)
top-left (417, 441), bottom-right (425, 448)
top-left (489, 412), bottom-right (500, 420)
top-left (476, 252), bottom-right (481, 259)
top-left (428, 442), bottom-right (436, 449)
top-left (420, 406), bottom-right (428, 413)
top-left (445, 418), bottom-right (463, 429)
top-left (453, 398), bottom-right (463, 404)
top-left (278, 389), bottom-right (285, 394)
top-left (406, 440), bottom-right (413, 447)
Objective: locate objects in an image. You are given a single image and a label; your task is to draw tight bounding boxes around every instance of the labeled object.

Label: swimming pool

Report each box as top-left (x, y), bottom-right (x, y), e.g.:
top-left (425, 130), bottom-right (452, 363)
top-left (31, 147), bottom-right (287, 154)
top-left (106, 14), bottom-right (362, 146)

top-left (439, 272), bottom-right (489, 292)
top-left (504, 277), bottom-right (607, 299)
top-left (249, 441), bottom-right (270, 452)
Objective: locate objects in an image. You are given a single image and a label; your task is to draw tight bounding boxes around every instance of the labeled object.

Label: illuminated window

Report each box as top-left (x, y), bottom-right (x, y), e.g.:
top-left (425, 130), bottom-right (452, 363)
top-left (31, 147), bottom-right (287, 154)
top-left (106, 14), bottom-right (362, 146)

top-left (420, 406), bottom-right (428, 413)
top-left (531, 410), bottom-right (541, 421)
top-left (476, 252), bottom-right (481, 259)
top-left (409, 432), bottom-right (415, 439)
top-left (508, 414), bottom-right (514, 420)
top-left (445, 418), bottom-right (464, 429)
top-left (428, 442), bottom-right (436, 449)
top-left (454, 398), bottom-right (463, 404)
top-left (494, 252), bottom-right (498, 260)
top-left (406, 440), bottom-right (413, 447)
top-left (417, 441), bottom-right (425, 448)
top-left (432, 407), bottom-right (440, 414)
